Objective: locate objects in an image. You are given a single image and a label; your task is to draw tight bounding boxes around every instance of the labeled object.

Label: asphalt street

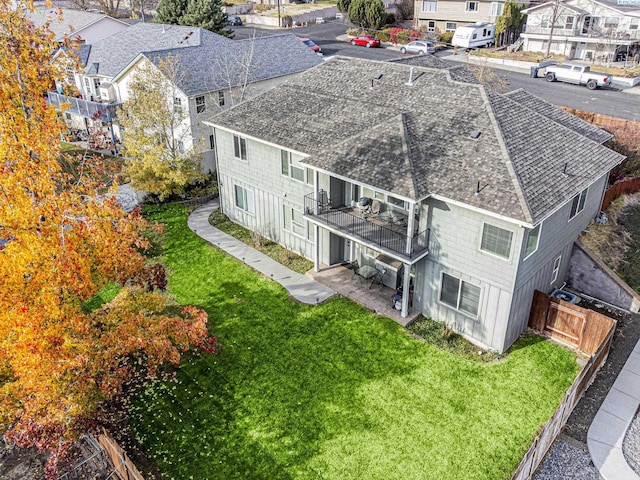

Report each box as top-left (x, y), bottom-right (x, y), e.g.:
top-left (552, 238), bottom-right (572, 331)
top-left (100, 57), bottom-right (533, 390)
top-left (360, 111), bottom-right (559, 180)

top-left (231, 21), bottom-right (640, 121)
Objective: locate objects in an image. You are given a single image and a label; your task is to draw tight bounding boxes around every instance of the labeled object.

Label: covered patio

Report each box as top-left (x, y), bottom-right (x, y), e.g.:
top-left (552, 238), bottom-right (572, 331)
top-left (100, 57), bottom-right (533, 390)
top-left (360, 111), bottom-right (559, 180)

top-left (306, 263), bottom-right (420, 326)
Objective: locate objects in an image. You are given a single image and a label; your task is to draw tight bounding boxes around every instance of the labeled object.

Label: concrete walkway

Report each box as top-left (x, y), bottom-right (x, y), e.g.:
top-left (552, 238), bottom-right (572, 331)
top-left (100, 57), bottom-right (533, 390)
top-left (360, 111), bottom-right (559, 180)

top-left (588, 338), bottom-right (640, 479)
top-left (187, 200), bottom-right (335, 305)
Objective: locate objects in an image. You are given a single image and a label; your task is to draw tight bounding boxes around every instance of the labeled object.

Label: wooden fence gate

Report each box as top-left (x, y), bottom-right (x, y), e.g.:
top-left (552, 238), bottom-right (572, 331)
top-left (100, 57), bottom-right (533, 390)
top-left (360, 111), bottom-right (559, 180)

top-left (528, 290), bottom-right (615, 355)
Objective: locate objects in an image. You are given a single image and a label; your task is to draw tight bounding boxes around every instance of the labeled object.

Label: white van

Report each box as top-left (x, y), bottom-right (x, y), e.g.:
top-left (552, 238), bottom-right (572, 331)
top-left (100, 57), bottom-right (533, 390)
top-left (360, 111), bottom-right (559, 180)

top-left (452, 22), bottom-right (495, 49)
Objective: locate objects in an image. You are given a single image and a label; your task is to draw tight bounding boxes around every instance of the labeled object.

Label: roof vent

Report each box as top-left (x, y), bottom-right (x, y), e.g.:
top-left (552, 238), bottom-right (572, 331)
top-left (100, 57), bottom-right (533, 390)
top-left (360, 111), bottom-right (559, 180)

top-left (370, 73), bottom-right (383, 89)
top-left (469, 130), bottom-right (482, 140)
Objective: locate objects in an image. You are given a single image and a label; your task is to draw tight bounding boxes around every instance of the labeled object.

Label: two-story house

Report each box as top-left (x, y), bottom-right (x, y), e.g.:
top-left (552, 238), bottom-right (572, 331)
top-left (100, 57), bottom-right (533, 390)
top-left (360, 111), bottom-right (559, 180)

top-left (204, 56), bottom-right (624, 353)
top-left (521, 0), bottom-right (640, 62)
top-left (414, 0), bottom-right (519, 36)
top-left (48, 23), bottom-right (323, 171)
top-left (26, 6), bottom-right (130, 44)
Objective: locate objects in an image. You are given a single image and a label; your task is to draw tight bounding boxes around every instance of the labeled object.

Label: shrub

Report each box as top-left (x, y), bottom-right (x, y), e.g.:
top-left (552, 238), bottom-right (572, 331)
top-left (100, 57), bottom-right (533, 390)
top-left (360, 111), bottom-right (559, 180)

top-left (438, 31), bottom-right (454, 44)
top-left (253, 4), bottom-right (273, 13)
top-left (376, 29), bottom-right (390, 42)
top-left (282, 15), bottom-right (293, 27)
top-left (346, 27), bottom-right (362, 36)
top-left (385, 12), bottom-right (395, 24)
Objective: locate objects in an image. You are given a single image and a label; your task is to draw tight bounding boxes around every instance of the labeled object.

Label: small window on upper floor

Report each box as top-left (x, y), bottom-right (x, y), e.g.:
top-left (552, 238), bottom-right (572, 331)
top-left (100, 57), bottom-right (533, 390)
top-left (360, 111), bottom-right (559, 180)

top-left (480, 223), bottom-right (513, 259)
top-left (524, 223), bottom-right (542, 259)
top-left (209, 134), bottom-right (215, 151)
top-left (569, 188), bottom-right (588, 220)
top-left (466, 1), bottom-right (478, 11)
top-left (196, 95), bottom-right (206, 114)
top-left (281, 150), bottom-right (304, 182)
top-left (233, 134), bottom-right (247, 161)
top-left (218, 91), bottom-right (225, 107)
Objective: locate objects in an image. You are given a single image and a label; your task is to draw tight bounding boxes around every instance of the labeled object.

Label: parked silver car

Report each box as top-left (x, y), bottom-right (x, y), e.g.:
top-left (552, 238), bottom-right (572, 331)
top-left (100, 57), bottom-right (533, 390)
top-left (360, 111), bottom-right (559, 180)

top-left (400, 41), bottom-right (435, 55)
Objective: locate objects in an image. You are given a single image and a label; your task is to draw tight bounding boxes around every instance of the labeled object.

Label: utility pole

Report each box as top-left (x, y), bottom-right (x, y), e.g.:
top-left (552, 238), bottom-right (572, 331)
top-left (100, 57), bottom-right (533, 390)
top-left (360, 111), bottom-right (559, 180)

top-left (277, 0), bottom-right (281, 27)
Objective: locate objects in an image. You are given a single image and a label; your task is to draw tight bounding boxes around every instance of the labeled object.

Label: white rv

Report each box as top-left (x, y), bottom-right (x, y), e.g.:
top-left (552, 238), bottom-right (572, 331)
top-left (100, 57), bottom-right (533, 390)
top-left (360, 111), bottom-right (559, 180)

top-left (452, 22), bottom-right (495, 49)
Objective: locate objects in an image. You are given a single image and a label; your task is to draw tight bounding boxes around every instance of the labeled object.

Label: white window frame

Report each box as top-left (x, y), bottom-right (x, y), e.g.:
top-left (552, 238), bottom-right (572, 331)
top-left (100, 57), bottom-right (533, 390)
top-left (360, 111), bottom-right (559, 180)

top-left (490, 2), bottom-right (502, 17)
top-left (480, 223), bottom-right (513, 260)
top-left (551, 255), bottom-right (561, 284)
top-left (233, 134), bottom-right (247, 161)
top-left (195, 95), bottom-right (206, 114)
top-left (439, 272), bottom-right (481, 318)
top-left (630, 18), bottom-right (639, 30)
top-left (234, 184), bottom-right (254, 213)
top-left (427, 20), bottom-right (436, 32)
top-left (218, 91), bottom-right (225, 107)
top-left (281, 150), bottom-right (304, 182)
top-left (466, 1), bottom-right (478, 12)
top-left (445, 22), bottom-right (457, 32)
top-left (565, 15), bottom-right (574, 30)
top-left (291, 208), bottom-right (306, 237)
top-left (569, 187), bottom-right (588, 220)
top-left (524, 223), bottom-right (542, 260)
top-left (422, 0), bottom-right (437, 12)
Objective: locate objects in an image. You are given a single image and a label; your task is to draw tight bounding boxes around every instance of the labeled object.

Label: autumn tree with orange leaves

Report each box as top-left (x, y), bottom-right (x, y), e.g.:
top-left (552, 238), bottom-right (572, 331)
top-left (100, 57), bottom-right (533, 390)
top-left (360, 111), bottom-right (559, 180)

top-left (0, 2), bottom-right (214, 477)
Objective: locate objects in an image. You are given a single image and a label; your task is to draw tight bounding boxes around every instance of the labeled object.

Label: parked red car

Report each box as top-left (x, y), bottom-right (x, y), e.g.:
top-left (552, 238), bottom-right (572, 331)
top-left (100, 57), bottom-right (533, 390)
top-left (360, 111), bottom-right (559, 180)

top-left (296, 36), bottom-right (322, 53)
top-left (350, 35), bottom-right (381, 48)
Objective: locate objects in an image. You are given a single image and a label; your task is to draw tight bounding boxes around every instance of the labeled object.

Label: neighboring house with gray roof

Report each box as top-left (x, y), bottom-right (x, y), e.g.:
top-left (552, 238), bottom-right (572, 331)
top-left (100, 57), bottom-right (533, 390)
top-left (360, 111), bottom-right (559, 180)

top-left (26, 6), bottom-right (130, 44)
top-left (205, 56), bottom-right (624, 352)
top-left (50, 23), bottom-right (323, 170)
top-left (521, 0), bottom-right (640, 62)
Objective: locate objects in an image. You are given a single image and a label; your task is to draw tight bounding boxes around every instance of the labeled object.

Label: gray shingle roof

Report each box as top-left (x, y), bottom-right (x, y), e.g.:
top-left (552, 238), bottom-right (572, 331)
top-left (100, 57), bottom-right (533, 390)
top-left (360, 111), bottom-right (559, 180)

top-left (144, 33), bottom-right (324, 97)
top-left (81, 24), bottom-right (322, 96)
top-left (208, 57), bottom-right (624, 224)
top-left (84, 23), bottom-right (210, 77)
top-left (504, 89), bottom-right (612, 144)
top-left (26, 7), bottom-right (112, 41)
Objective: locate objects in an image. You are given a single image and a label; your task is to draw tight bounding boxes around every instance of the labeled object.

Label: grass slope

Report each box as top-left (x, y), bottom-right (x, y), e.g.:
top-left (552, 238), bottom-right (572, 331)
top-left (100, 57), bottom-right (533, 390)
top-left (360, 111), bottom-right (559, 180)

top-left (129, 205), bottom-right (578, 480)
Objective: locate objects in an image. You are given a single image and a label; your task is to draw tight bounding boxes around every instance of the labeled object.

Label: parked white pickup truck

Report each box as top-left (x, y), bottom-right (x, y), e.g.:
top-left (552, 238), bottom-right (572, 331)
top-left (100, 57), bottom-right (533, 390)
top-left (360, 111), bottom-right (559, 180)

top-left (543, 62), bottom-right (612, 90)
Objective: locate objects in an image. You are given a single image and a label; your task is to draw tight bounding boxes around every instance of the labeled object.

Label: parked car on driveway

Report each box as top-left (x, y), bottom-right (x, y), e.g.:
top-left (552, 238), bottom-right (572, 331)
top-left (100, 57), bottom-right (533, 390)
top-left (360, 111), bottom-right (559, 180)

top-left (227, 15), bottom-right (242, 26)
top-left (297, 36), bottom-right (322, 53)
top-left (350, 35), bottom-right (381, 48)
top-left (543, 62), bottom-right (612, 90)
top-left (400, 41), bottom-right (435, 55)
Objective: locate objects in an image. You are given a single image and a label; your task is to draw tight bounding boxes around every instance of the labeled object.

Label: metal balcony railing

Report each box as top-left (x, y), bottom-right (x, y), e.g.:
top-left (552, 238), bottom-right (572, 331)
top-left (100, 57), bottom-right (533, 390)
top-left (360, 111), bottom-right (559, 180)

top-left (47, 92), bottom-right (121, 123)
top-left (304, 192), bottom-right (429, 261)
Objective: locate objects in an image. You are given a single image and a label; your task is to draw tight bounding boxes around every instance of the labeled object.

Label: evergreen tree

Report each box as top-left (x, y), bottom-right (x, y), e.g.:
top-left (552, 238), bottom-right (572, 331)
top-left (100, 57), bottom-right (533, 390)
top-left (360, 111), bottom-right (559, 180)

top-left (495, 1), bottom-right (525, 47)
top-left (181, 0), bottom-right (233, 36)
top-left (348, 0), bottom-right (385, 30)
top-left (337, 0), bottom-right (351, 13)
top-left (155, 0), bottom-right (187, 24)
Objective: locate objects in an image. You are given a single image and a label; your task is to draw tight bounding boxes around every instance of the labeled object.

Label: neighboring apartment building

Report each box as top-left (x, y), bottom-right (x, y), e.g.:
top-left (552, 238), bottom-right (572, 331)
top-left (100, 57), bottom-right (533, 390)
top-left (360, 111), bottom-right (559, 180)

top-left (48, 23), bottom-right (323, 171)
top-left (414, 0), bottom-right (515, 35)
top-left (521, 0), bottom-right (640, 61)
top-left (26, 6), bottom-right (130, 44)
top-left (205, 56), bottom-right (623, 353)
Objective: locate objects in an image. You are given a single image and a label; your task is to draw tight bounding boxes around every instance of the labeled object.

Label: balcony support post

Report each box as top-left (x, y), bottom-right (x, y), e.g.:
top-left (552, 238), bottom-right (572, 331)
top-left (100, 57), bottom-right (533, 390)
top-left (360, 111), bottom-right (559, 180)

top-left (314, 225), bottom-right (320, 272)
top-left (405, 201), bottom-right (415, 256)
top-left (401, 263), bottom-right (411, 318)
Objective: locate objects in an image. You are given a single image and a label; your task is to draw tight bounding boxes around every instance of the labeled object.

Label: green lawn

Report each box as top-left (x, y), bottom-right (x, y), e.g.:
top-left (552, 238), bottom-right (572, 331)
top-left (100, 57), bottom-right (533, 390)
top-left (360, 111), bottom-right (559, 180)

top-left (129, 205), bottom-right (578, 480)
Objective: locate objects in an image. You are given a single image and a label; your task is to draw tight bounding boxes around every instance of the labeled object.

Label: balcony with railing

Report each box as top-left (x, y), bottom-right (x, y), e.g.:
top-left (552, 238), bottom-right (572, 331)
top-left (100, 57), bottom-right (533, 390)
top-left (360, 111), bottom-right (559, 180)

top-left (522, 25), bottom-right (640, 41)
top-left (48, 92), bottom-right (121, 123)
top-left (304, 192), bottom-right (429, 262)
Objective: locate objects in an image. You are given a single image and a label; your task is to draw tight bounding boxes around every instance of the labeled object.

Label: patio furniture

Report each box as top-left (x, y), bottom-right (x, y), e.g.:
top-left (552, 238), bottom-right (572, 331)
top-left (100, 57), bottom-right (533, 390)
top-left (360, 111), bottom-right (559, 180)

top-left (369, 267), bottom-right (387, 290)
top-left (356, 264), bottom-right (377, 284)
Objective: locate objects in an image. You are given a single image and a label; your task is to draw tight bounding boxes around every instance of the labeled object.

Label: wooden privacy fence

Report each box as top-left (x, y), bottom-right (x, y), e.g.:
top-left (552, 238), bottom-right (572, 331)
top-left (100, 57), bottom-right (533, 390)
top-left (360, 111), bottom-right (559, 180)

top-left (601, 177), bottom-right (640, 211)
top-left (98, 428), bottom-right (144, 480)
top-left (511, 290), bottom-right (616, 480)
top-left (528, 290), bottom-right (615, 354)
